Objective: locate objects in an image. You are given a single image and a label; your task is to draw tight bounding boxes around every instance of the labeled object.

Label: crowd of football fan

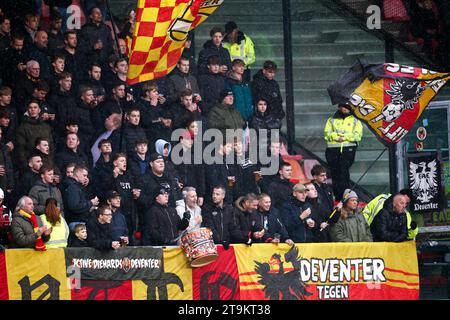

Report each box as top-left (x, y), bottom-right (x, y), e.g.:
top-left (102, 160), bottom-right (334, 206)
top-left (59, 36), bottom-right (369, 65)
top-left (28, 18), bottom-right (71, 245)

top-left (0, 1), bottom-right (417, 252)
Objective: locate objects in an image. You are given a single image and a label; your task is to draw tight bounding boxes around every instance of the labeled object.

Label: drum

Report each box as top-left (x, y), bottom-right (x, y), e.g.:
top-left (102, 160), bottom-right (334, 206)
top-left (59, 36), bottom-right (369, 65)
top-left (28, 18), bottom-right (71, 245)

top-left (180, 228), bottom-right (218, 267)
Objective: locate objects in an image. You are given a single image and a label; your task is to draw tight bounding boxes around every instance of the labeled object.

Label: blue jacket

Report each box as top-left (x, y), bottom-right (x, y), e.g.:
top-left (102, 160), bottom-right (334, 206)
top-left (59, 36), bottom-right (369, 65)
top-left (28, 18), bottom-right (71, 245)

top-left (280, 197), bottom-right (314, 243)
top-left (225, 73), bottom-right (253, 121)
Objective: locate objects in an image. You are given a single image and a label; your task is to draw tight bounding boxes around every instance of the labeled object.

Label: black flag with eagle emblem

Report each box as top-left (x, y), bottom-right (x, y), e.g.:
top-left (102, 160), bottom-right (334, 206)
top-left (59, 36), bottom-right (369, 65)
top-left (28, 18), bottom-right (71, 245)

top-left (328, 59), bottom-right (450, 146)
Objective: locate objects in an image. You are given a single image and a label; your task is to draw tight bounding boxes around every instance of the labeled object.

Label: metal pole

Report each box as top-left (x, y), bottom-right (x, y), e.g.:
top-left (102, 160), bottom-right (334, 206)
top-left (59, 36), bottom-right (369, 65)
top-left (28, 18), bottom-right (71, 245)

top-left (105, 0), bottom-right (123, 58)
top-left (385, 38), bottom-right (398, 194)
top-left (282, 0), bottom-right (295, 153)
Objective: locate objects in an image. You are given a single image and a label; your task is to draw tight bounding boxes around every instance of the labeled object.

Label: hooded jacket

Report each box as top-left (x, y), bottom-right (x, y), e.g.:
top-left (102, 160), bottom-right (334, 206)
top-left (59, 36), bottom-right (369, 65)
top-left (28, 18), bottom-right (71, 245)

top-left (330, 206), bottom-right (373, 242)
top-left (169, 67), bottom-right (201, 98)
top-left (198, 71), bottom-right (226, 115)
top-left (207, 102), bottom-right (245, 134)
top-left (251, 69), bottom-right (285, 119)
top-left (28, 180), bottom-right (64, 215)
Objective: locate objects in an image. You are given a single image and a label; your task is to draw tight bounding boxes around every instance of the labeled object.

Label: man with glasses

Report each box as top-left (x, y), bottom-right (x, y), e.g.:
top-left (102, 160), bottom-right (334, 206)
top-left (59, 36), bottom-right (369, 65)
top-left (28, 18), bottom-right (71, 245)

top-left (86, 204), bottom-right (120, 250)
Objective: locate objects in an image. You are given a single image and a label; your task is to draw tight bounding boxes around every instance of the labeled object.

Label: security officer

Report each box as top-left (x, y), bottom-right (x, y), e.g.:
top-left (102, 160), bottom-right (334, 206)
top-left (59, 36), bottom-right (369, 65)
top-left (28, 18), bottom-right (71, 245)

top-left (362, 189), bottom-right (418, 240)
top-left (324, 103), bottom-right (363, 201)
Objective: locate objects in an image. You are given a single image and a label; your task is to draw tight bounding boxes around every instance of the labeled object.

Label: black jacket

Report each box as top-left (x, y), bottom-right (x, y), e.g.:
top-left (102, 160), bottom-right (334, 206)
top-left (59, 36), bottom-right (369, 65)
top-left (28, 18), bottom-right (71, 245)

top-left (371, 196), bottom-right (408, 242)
top-left (142, 203), bottom-right (189, 246)
top-left (55, 147), bottom-right (89, 174)
top-left (232, 197), bottom-right (263, 243)
top-left (123, 123), bottom-right (147, 156)
top-left (201, 203), bottom-right (241, 244)
top-left (313, 181), bottom-right (334, 214)
top-left (266, 176), bottom-right (294, 210)
top-left (280, 196), bottom-right (314, 243)
top-left (86, 215), bottom-right (114, 250)
top-left (62, 177), bottom-right (92, 224)
top-left (198, 71), bottom-right (226, 115)
top-left (174, 147), bottom-right (206, 197)
top-left (251, 69), bottom-right (285, 119)
top-left (253, 207), bottom-right (290, 243)
top-left (197, 40), bottom-right (232, 75)
top-left (307, 197), bottom-right (337, 242)
top-left (249, 110), bottom-right (282, 131)
top-left (48, 89), bottom-right (78, 136)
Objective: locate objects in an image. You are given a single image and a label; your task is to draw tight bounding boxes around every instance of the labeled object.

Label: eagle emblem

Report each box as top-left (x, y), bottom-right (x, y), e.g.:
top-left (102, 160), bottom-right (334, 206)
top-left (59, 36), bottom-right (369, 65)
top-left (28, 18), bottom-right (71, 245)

top-left (254, 246), bottom-right (312, 300)
top-left (377, 79), bottom-right (426, 122)
top-left (409, 160), bottom-right (438, 203)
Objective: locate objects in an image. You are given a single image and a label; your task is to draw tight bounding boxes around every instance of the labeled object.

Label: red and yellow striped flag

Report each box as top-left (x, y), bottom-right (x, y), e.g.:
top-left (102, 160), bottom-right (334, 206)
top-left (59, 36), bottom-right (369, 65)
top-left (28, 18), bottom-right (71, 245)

top-left (127, 0), bottom-right (223, 85)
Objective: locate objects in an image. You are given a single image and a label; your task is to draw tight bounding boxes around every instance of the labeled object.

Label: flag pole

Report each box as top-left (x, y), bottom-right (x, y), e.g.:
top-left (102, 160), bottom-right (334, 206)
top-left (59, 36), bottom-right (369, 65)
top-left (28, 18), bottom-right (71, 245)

top-left (321, 148), bottom-right (387, 230)
top-left (105, 0), bottom-right (124, 59)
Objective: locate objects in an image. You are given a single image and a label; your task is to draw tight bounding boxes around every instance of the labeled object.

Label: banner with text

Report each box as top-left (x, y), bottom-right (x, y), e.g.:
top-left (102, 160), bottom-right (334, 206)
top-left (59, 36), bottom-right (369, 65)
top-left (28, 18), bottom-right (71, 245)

top-left (0, 242), bottom-right (419, 300)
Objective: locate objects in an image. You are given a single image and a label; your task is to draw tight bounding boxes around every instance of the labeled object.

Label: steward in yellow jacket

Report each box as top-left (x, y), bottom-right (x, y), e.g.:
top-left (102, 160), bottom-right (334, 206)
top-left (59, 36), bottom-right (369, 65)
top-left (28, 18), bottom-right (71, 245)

top-left (362, 191), bottom-right (419, 240)
top-left (324, 103), bottom-right (363, 201)
top-left (223, 21), bottom-right (255, 81)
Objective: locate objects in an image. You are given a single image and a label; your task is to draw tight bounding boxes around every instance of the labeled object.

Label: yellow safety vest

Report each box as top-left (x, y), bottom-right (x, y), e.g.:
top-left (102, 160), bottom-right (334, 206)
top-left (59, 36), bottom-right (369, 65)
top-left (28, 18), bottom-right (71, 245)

top-left (324, 114), bottom-right (363, 151)
top-left (223, 34), bottom-right (256, 67)
top-left (362, 193), bottom-right (419, 240)
top-left (41, 215), bottom-right (69, 248)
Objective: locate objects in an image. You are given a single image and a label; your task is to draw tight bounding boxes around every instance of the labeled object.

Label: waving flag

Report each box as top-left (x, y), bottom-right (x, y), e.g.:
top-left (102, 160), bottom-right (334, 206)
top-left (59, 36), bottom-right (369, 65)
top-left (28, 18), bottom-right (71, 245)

top-left (328, 59), bottom-right (450, 145)
top-left (127, 0), bottom-right (223, 85)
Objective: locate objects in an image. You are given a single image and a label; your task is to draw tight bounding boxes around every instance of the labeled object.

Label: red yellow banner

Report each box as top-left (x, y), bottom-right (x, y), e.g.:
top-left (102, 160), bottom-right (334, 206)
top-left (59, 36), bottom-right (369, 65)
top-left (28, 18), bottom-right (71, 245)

top-left (127, 0), bottom-right (223, 84)
top-left (0, 242), bottom-right (419, 300)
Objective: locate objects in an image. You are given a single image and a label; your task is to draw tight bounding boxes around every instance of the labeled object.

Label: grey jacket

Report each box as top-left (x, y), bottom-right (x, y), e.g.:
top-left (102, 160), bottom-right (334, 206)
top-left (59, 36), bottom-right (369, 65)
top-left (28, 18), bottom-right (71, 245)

top-left (10, 213), bottom-right (50, 248)
top-left (28, 180), bottom-right (64, 215)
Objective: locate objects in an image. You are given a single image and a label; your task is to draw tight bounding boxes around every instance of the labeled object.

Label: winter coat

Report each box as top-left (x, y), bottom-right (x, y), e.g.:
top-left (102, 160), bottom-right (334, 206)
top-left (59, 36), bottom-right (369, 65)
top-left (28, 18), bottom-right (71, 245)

top-left (48, 89), bottom-right (78, 136)
top-left (16, 116), bottom-right (54, 166)
top-left (28, 180), bottom-right (64, 215)
top-left (169, 67), bottom-right (201, 98)
top-left (28, 44), bottom-right (52, 80)
top-left (55, 147), bottom-right (90, 174)
top-left (307, 197), bottom-right (337, 242)
top-left (371, 196), bottom-right (408, 242)
top-left (232, 197), bottom-right (263, 243)
top-left (86, 215), bottom-right (114, 250)
top-left (330, 207), bottom-right (373, 242)
top-left (266, 176), bottom-right (294, 210)
top-left (139, 171), bottom-right (181, 209)
top-left (74, 100), bottom-right (96, 146)
top-left (174, 147), bottom-right (206, 197)
top-left (204, 159), bottom-right (238, 205)
top-left (198, 71), bottom-right (226, 115)
top-left (280, 196), bottom-right (314, 243)
top-left (79, 21), bottom-right (113, 62)
top-left (62, 177), bottom-right (92, 224)
top-left (251, 69), bottom-right (285, 119)
top-left (128, 152), bottom-right (151, 180)
top-left (225, 73), bottom-right (253, 121)
top-left (142, 202), bottom-right (189, 246)
top-left (110, 210), bottom-right (129, 241)
top-left (207, 103), bottom-right (245, 134)
top-left (0, 142), bottom-right (15, 191)
top-left (197, 40), bottom-right (232, 75)
top-left (10, 213), bottom-right (50, 248)
top-left (201, 202), bottom-right (241, 244)
top-left (253, 208), bottom-right (290, 243)
top-left (123, 122), bottom-right (147, 156)
top-left (313, 181), bottom-right (334, 214)
top-left (249, 110), bottom-right (282, 131)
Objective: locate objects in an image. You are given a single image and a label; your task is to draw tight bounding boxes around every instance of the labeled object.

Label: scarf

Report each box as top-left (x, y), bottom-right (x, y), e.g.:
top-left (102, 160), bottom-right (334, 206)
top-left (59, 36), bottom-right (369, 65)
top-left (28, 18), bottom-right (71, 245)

top-left (19, 209), bottom-right (46, 251)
